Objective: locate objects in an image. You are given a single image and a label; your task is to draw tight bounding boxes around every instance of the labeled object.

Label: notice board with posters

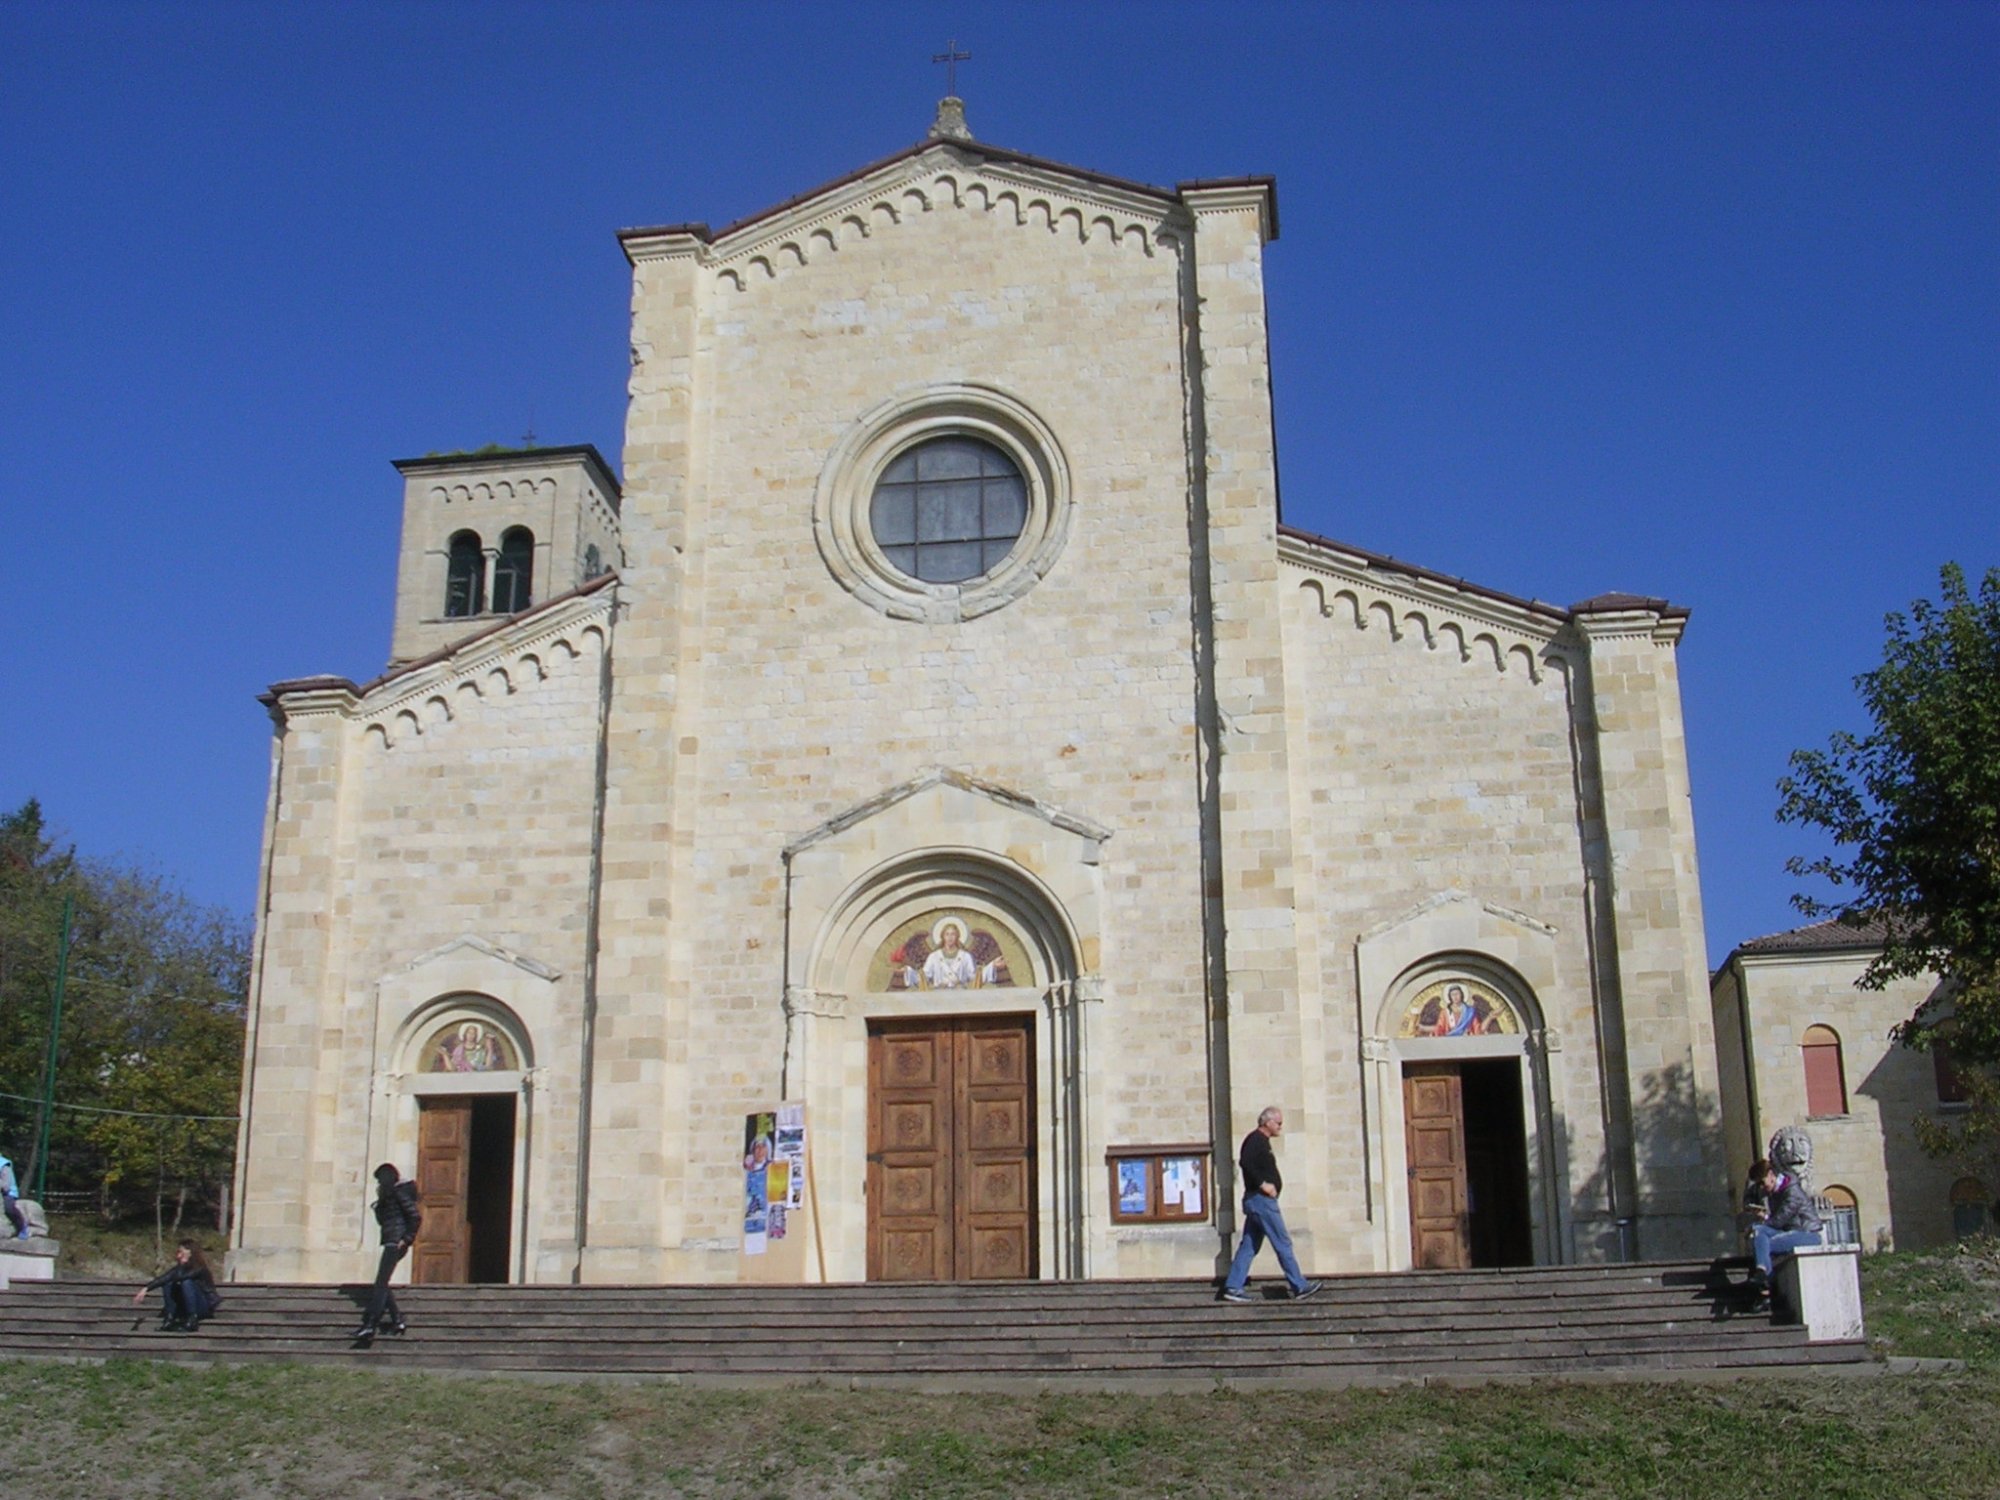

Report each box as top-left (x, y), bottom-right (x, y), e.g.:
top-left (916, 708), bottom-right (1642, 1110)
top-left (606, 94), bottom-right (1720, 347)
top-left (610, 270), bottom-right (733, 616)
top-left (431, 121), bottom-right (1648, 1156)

top-left (739, 1102), bottom-right (823, 1282)
top-left (1105, 1143), bottom-right (1211, 1224)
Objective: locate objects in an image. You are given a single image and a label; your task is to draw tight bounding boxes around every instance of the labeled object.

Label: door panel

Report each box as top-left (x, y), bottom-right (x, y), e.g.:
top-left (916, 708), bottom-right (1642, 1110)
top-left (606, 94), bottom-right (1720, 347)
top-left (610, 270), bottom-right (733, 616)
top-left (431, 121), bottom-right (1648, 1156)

top-left (868, 1015), bottom-right (1035, 1281)
top-left (1404, 1065), bottom-right (1470, 1270)
top-left (414, 1098), bottom-right (471, 1284)
top-left (868, 1025), bottom-right (954, 1281)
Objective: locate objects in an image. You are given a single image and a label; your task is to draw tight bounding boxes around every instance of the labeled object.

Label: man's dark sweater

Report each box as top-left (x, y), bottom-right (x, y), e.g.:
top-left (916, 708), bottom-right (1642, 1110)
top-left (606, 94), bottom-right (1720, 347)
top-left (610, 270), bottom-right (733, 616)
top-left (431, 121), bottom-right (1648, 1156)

top-left (1239, 1128), bottom-right (1282, 1200)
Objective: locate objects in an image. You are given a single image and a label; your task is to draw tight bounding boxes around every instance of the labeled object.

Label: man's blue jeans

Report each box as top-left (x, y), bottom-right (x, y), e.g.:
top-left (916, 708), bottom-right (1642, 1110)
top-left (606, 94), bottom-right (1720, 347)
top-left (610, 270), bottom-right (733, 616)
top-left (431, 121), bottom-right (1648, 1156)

top-left (1750, 1224), bottom-right (1822, 1275)
top-left (1225, 1192), bottom-right (1310, 1294)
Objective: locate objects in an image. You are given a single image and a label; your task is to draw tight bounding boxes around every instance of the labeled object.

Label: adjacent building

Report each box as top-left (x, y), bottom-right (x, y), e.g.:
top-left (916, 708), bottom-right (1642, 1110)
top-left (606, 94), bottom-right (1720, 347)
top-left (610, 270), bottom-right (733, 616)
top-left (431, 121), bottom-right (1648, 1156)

top-left (1712, 919), bottom-right (1990, 1252)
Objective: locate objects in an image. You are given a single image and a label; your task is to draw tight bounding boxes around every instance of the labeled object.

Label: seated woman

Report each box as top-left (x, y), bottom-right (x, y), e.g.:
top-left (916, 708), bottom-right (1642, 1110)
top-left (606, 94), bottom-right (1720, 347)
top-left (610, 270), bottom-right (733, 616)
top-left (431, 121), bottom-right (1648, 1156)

top-left (1745, 1158), bottom-right (1823, 1295)
top-left (131, 1240), bottom-right (219, 1332)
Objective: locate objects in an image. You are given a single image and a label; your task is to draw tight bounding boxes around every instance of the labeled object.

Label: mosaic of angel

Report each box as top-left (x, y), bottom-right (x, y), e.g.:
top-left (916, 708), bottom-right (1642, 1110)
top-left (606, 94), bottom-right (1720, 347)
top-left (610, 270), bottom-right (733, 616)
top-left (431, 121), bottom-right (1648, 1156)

top-left (1398, 980), bottom-right (1521, 1040)
top-left (423, 1019), bottom-right (516, 1072)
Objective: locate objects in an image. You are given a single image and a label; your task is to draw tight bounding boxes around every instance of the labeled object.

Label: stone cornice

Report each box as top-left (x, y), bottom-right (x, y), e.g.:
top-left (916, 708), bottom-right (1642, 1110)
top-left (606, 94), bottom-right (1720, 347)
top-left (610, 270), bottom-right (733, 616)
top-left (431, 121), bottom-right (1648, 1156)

top-left (1178, 177), bottom-right (1278, 242)
top-left (265, 587), bottom-right (615, 745)
top-left (391, 934), bottom-right (561, 983)
top-left (668, 147), bottom-right (1186, 294)
top-left (620, 227), bottom-right (709, 267)
top-left (1570, 607), bottom-right (1688, 647)
top-left (1279, 538), bottom-right (1570, 683)
top-left (261, 681), bottom-right (357, 724)
top-left (784, 766), bottom-right (1112, 860)
top-left (1360, 890), bottom-right (1559, 947)
top-left (357, 590), bottom-right (614, 747)
top-left (390, 444), bottom-right (621, 502)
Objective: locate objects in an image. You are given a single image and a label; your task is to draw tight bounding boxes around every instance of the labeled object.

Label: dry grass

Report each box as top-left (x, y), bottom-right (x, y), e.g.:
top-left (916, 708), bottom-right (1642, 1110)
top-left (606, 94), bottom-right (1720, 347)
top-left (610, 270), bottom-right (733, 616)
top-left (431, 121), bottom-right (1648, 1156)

top-left (1, 1239), bottom-right (1993, 1498)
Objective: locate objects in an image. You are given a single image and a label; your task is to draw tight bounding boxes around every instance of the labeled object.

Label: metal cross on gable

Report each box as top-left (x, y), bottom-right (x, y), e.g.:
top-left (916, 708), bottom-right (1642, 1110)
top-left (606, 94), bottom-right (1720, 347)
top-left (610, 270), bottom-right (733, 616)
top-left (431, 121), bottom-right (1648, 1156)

top-left (931, 39), bottom-right (971, 96)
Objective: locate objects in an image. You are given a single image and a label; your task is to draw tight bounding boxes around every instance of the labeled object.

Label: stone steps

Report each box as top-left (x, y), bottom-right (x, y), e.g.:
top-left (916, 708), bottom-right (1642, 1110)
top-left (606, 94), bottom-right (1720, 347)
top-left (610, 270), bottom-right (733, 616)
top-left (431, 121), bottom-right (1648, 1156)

top-left (0, 1260), bottom-right (1870, 1387)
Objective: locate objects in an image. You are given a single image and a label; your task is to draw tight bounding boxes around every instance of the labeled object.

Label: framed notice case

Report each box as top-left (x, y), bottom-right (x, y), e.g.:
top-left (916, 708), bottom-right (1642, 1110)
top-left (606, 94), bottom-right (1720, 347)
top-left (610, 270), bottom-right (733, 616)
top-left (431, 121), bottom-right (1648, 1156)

top-left (1106, 1144), bottom-right (1211, 1224)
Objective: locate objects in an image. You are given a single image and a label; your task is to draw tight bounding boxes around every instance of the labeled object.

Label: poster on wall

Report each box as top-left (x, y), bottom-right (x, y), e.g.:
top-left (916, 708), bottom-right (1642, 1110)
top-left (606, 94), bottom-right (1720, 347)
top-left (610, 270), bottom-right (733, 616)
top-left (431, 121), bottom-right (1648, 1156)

top-left (744, 1105), bottom-right (811, 1263)
top-left (742, 1111), bottom-right (775, 1256)
top-left (1163, 1156), bottom-right (1204, 1216)
top-left (1116, 1160), bottom-right (1149, 1216)
top-left (776, 1103), bottom-right (806, 1209)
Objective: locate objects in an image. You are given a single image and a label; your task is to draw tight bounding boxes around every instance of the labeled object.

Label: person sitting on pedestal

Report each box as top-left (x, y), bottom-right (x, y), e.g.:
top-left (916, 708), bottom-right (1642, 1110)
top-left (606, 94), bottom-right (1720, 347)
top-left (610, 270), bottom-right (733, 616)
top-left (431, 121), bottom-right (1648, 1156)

top-left (1746, 1158), bottom-right (1823, 1297)
top-left (0, 1153), bottom-right (28, 1239)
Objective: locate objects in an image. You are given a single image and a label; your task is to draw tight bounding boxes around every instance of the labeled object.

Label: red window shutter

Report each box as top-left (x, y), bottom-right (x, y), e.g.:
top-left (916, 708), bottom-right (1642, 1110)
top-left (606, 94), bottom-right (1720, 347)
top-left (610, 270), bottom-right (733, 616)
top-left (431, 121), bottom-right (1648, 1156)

top-left (1803, 1041), bottom-right (1847, 1116)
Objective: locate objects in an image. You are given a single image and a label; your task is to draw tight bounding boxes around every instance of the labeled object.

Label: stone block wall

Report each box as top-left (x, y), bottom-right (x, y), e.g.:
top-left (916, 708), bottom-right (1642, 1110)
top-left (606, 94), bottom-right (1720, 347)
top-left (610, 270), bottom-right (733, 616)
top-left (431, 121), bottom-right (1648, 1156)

top-left (234, 593), bottom-right (611, 1282)
top-left (604, 158), bottom-right (1229, 1279)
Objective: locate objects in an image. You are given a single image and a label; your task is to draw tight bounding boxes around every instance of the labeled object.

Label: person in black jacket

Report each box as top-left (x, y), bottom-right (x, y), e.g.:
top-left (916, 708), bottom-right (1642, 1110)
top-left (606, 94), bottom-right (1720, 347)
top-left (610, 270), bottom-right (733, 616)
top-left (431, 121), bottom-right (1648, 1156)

top-left (1220, 1105), bottom-right (1322, 1303)
top-left (132, 1240), bottom-right (219, 1331)
top-left (351, 1162), bottom-right (422, 1342)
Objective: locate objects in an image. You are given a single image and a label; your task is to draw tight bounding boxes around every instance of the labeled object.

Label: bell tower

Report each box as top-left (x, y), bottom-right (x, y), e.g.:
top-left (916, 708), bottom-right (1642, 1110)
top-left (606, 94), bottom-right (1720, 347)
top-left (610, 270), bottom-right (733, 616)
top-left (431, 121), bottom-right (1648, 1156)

top-left (386, 445), bottom-right (621, 665)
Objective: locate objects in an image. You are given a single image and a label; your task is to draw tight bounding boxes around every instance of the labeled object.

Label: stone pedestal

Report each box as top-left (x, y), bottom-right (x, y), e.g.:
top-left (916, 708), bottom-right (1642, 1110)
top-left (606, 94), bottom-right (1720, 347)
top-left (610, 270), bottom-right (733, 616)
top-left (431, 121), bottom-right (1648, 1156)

top-left (1773, 1243), bottom-right (1863, 1342)
top-left (0, 1238), bottom-right (59, 1288)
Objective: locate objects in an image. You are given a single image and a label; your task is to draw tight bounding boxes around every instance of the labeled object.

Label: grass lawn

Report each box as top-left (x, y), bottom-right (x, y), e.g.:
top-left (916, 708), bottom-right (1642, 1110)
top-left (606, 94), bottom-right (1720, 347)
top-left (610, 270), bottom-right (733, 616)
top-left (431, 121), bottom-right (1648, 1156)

top-left (1, 1239), bottom-right (1994, 1499)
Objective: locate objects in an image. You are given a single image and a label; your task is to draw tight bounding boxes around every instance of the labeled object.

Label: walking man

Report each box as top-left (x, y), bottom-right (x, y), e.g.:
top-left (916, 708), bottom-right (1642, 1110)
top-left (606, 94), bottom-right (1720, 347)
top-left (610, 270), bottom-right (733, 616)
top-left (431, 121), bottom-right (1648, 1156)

top-left (1221, 1105), bottom-right (1322, 1303)
top-left (351, 1162), bottom-right (422, 1342)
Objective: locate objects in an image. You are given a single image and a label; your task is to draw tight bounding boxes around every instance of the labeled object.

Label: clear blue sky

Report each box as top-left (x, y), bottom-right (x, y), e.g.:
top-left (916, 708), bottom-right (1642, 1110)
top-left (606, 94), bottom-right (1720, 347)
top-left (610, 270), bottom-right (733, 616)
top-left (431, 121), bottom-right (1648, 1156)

top-left (5, 2), bottom-right (1994, 968)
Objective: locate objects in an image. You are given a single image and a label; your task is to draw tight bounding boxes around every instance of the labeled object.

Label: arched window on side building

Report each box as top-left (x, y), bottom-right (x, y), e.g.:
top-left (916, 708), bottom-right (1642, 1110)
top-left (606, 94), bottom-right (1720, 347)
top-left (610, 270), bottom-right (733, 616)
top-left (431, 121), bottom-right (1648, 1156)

top-left (492, 526), bottom-right (534, 614)
top-left (445, 530), bottom-right (485, 618)
top-left (1802, 1024), bottom-right (1848, 1117)
top-left (1820, 1185), bottom-right (1860, 1247)
top-left (1951, 1178), bottom-right (1990, 1240)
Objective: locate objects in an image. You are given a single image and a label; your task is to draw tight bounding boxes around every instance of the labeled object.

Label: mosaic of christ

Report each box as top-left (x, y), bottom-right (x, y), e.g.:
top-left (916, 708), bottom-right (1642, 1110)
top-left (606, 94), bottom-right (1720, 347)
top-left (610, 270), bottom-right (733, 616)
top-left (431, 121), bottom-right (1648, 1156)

top-left (870, 911), bottom-right (1030, 992)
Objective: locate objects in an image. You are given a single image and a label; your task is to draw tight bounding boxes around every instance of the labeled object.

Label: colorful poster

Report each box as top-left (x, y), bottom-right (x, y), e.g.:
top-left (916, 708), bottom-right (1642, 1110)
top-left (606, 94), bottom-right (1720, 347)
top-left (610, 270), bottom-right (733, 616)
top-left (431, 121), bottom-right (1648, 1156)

top-left (743, 1111), bottom-right (775, 1256)
top-left (776, 1103), bottom-right (807, 1209)
top-left (1117, 1159), bottom-right (1150, 1216)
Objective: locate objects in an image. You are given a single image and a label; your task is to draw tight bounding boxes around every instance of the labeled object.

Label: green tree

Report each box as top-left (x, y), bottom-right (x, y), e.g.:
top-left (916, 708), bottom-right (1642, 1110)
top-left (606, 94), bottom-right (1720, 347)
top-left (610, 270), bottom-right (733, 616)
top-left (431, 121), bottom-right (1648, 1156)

top-left (1778, 564), bottom-right (2000, 1190)
top-left (0, 800), bottom-right (249, 1227)
top-left (0, 800), bottom-right (80, 1188)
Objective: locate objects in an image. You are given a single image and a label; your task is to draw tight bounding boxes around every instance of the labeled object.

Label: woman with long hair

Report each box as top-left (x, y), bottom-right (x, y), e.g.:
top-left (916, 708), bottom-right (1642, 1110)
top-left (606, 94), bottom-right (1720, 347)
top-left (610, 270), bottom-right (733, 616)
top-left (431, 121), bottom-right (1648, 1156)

top-left (131, 1240), bottom-right (218, 1332)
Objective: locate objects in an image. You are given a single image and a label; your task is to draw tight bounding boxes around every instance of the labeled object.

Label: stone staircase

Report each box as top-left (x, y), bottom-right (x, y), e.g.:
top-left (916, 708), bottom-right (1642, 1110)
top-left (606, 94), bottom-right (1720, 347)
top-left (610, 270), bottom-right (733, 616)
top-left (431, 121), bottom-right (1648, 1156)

top-left (0, 1260), bottom-right (1871, 1388)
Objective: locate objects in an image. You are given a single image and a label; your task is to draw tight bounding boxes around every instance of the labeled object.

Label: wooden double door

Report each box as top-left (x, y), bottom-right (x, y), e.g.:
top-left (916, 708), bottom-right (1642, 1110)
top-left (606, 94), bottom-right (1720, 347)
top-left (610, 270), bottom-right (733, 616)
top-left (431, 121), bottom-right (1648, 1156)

top-left (413, 1094), bottom-right (516, 1284)
top-left (867, 1015), bottom-right (1037, 1281)
top-left (1404, 1060), bottom-right (1533, 1271)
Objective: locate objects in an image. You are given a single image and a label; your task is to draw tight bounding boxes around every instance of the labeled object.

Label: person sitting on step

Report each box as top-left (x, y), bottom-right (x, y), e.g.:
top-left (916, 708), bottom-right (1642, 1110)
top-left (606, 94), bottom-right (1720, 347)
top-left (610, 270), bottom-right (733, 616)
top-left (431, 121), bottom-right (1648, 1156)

top-left (132, 1240), bottom-right (219, 1332)
top-left (1745, 1158), bottom-right (1823, 1296)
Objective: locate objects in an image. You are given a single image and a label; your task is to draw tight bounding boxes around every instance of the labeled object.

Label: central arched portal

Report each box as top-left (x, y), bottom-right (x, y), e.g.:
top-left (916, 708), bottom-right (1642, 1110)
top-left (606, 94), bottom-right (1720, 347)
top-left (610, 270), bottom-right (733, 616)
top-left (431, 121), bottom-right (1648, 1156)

top-left (785, 827), bottom-right (1097, 1284)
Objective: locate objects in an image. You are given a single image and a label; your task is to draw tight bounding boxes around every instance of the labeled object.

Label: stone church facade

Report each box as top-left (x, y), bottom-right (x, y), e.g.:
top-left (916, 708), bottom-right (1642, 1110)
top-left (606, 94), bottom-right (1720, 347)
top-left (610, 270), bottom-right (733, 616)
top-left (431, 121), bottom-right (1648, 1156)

top-left (231, 109), bottom-right (1728, 1288)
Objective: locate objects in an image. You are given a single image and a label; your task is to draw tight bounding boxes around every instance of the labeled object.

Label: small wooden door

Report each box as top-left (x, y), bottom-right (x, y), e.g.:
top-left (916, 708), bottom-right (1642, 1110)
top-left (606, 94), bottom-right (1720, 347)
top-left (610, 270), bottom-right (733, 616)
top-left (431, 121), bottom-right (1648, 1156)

top-left (1405, 1064), bottom-right (1470, 1270)
top-left (868, 1015), bottom-right (1035, 1281)
top-left (414, 1098), bottom-right (472, 1284)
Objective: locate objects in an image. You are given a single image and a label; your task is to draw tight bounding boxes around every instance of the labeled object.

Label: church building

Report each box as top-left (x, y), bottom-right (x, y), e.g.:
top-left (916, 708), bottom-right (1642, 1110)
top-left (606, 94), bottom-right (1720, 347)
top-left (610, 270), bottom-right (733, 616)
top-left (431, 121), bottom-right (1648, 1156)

top-left (231, 102), bottom-right (1730, 1288)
